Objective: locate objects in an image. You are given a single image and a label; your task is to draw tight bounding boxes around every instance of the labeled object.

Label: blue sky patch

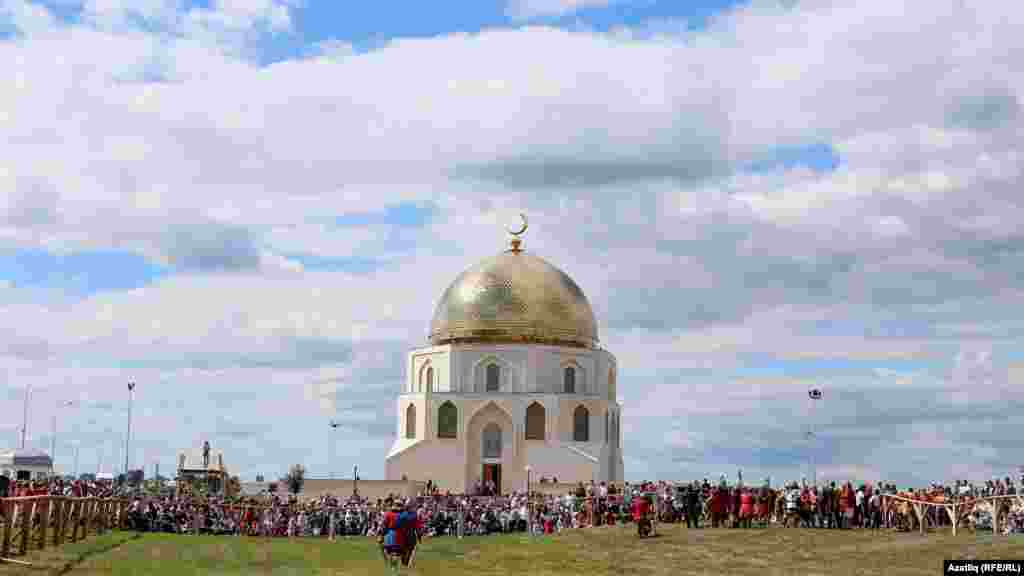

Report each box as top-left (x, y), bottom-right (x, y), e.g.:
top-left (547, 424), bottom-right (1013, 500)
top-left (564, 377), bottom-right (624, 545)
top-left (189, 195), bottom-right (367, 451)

top-left (745, 142), bottom-right (841, 174)
top-left (334, 202), bottom-right (436, 228)
top-left (0, 249), bottom-right (168, 297)
top-left (294, 0), bottom-right (748, 48)
top-left (734, 356), bottom-right (929, 379)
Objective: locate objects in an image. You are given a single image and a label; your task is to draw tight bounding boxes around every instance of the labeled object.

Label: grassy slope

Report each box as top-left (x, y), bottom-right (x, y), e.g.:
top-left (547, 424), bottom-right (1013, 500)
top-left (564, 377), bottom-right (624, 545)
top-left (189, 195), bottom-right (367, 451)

top-left (4, 526), bottom-right (1024, 576)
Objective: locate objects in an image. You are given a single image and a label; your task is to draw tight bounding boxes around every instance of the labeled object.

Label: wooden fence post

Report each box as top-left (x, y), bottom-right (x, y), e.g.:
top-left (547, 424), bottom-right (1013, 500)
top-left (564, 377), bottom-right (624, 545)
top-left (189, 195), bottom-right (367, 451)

top-left (37, 498), bottom-right (50, 549)
top-left (943, 503), bottom-right (958, 537)
top-left (69, 500), bottom-right (78, 542)
top-left (63, 500), bottom-right (75, 543)
top-left (72, 500), bottom-right (83, 542)
top-left (52, 499), bottom-right (64, 546)
top-left (76, 499), bottom-right (86, 541)
top-left (1, 499), bottom-right (13, 558)
top-left (19, 500), bottom-right (32, 555)
top-left (96, 498), bottom-right (104, 532)
top-left (76, 500), bottom-right (85, 541)
top-left (87, 499), bottom-right (96, 536)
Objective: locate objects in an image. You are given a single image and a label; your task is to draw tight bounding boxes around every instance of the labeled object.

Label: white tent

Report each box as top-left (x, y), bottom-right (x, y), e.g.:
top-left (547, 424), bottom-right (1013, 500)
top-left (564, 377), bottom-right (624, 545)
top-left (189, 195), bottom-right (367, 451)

top-left (0, 448), bottom-right (53, 481)
top-left (96, 472), bottom-right (115, 481)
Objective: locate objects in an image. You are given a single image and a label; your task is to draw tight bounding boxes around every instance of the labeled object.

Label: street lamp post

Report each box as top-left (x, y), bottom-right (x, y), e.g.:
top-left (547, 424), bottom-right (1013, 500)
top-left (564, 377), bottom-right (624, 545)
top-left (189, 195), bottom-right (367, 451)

top-left (20, 382), bottom-right (33, 450)
top-left (328, 420), bottom-right (340, 479)
top-left (525, 465), bottom-right (532, 537)
top-left (51, 400), bottom-right (75, 475)
top-left (808, 388), bottom-right (823, 486)
top-left (125, 382), bottom-right (135, 477)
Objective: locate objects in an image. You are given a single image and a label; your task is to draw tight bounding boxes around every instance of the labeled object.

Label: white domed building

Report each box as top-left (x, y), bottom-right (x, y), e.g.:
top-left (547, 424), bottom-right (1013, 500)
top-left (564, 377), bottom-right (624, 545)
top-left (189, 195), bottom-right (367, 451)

top-left (385, 231), bottom-right (623, 494)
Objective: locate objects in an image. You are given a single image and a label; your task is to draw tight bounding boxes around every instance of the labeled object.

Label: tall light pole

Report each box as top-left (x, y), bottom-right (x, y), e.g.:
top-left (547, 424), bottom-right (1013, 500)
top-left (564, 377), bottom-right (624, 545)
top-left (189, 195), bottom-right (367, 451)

top-left (125, 381), bottom-right (135, 477)
top-left (20, 381), bottom-right (33, 450)
top-left (73, 441), bottom-right (80, 478)
top-left (328, 420), bottom-right (340, 479)
top-left (51, 400), bottom-right (75, 474)
top-left (525, 465), bottom-right (532, 537)
top-left (808, 388), bottom-right (823, 486)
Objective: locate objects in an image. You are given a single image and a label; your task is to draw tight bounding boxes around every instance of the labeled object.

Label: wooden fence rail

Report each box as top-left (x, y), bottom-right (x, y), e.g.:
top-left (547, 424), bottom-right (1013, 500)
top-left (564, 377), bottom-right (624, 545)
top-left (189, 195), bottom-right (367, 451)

top-left (879, 493), bottom-right (1024, 536)
top-left (0, 496), bottom-right (127, 563)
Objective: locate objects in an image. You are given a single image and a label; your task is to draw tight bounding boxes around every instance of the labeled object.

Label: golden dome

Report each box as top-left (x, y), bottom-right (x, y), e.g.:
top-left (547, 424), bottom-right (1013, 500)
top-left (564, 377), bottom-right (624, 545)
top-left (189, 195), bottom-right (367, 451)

top-left (429, 246), bottom-right (599, 348)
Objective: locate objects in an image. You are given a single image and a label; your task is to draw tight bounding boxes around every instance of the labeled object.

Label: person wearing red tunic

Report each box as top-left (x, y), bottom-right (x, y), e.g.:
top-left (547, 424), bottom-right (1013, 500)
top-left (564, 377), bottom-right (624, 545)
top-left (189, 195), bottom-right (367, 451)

top-left (710, 488), bottom-right (727, 528)
top-left (379, 503), bottom-right (404, 558)
top-left (632, 495), bottom-right (652, 536)
top-left (739, 489), bottom-right (754, 528)
top-left (755, 487), bottom-right (770, 526)
top-left (844, 483), bottom-right (856, 528)
top-left (398, 505), bottom-right (423, 566)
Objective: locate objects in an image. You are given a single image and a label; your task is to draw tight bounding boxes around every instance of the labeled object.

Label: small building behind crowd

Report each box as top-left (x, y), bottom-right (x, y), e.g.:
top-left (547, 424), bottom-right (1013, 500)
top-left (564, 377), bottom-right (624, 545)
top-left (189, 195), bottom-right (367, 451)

top-left (0, 448), bottom-right (53, 481)
top-left (176, 445), bottom-right (228, 495)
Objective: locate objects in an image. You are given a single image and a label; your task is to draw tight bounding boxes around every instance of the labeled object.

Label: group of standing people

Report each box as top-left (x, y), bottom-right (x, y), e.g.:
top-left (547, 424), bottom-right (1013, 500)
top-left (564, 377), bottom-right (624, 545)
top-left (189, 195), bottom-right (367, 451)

top-left (0, 474), bottom-right (118, 499)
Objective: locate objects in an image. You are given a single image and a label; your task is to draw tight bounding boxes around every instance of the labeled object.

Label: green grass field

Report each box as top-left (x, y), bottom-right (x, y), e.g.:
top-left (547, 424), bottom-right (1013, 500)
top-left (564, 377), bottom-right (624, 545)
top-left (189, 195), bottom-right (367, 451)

top-left (3, 525), bottom-right (1024, 576)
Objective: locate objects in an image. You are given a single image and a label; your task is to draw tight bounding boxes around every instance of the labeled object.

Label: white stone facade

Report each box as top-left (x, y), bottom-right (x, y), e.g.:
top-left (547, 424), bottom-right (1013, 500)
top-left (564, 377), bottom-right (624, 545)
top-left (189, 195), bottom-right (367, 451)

top-left (385, 342), bottom-right (623, 494)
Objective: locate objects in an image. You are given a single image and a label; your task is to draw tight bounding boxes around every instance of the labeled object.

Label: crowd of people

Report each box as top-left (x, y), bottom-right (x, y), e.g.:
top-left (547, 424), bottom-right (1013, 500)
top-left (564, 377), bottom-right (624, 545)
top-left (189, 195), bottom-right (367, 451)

top-left (0, 474), bottom-right (120, 499)
top-left (4, 473), bottom-right (1023, 537)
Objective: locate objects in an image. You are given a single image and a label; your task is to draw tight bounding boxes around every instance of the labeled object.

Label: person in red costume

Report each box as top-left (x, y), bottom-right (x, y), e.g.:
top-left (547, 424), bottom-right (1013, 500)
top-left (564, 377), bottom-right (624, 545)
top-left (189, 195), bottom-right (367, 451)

top-left (379, 501), bottom-right (404, 560)
top-left (632, 494), bottom-right (653, 537)
top-left (739, 488), bottom-right (754, 529)
top-left (398, 503), bottom-right (424, 567)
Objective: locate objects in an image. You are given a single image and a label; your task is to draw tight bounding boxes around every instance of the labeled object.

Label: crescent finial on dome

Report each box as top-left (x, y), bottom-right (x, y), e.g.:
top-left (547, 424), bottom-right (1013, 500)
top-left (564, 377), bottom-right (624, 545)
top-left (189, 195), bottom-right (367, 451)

top-left (506, 213), bottom-right (528, 252)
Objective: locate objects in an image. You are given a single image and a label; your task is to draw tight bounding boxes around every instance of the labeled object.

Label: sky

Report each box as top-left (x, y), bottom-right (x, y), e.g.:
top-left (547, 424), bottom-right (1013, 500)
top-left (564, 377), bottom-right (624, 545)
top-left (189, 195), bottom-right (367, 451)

top-left (0, 0), bottom-right (1022, 487)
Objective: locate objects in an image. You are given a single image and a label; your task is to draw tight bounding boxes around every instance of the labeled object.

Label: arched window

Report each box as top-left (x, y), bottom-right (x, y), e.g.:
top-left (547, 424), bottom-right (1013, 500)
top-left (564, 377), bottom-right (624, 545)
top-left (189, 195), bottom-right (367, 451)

top-left (609, 368), bottom-right (616, 399)
top-left (573, 405), bottom-right (589, 442)
top-left (564, 366), bottom-right (575, 394)
top-left (405, 404), bottom-right (416, 439)
top-left (438, 401), bottom-right (457, 439)
top-left (525, 402), bottom-right (546, 440)
top-left (604, 411), bottom-right (609, 443)
top-left (486, 364), bottom-right (500, 392)
top-left (482, 423), bottom-right (502, 458)
top-left (426, 366), bottom-right (434, 392)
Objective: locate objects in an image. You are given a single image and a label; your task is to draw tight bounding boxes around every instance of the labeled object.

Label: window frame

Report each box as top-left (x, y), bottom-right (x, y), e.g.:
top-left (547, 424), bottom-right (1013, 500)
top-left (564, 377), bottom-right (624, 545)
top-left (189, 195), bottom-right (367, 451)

top-left (405, 404), bottom-right (417, 439)
top-left (485, 363), bottom-right (501, 392)
top-left (564, 366), bottom-right (576, 394)
top-left (525, 401), bottom-right (546, 441)
top-left (573, 405), bottom-right (590, 442)
top-left (438, 401), bottom-right (458, 439)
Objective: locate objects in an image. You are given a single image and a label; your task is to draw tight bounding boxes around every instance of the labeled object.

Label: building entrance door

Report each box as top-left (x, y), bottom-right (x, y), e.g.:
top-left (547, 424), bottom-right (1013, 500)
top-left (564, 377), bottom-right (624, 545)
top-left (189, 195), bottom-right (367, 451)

top-left (482, 463), bottom-right (502, 495)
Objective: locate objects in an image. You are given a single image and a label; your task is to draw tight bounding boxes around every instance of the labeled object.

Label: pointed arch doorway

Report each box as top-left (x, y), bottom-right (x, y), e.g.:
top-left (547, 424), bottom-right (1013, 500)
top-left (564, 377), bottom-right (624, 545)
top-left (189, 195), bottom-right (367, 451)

top-left (481, 422), bottom-right (502, 495)
top-left (466, 402), bottom-right (514, 495)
